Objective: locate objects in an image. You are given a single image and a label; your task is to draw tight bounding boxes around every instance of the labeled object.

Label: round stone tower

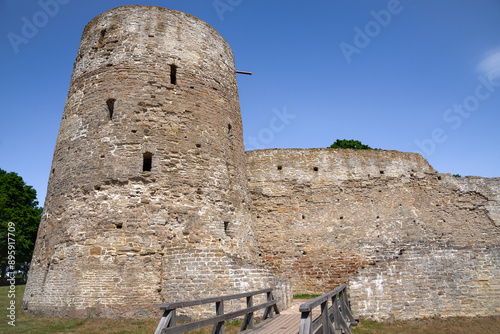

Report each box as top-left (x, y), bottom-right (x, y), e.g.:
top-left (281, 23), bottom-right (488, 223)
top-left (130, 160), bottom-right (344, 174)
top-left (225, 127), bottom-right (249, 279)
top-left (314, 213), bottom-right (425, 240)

top-left (24, 6), bottom-right (290, 318)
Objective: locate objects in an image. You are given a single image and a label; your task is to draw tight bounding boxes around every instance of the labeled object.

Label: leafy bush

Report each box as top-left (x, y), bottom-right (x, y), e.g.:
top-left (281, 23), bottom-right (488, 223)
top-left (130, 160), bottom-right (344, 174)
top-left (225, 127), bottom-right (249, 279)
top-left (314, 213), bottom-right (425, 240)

top-left (328, 139), bottom-right (378, 150)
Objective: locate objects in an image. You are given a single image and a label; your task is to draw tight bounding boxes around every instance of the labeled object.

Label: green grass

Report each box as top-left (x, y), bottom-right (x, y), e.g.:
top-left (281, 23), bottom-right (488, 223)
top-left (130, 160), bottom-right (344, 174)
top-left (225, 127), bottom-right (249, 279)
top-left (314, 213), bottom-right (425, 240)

top-left (352, 319), bottom-right (387, 333)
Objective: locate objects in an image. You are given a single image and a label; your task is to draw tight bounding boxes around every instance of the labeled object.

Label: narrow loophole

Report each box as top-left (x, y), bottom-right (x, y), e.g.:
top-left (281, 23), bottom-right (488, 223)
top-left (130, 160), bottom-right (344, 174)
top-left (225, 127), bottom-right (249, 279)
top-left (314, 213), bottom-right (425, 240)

top-left (143, 152), bottom-right (153, 172)
top-left (115, 223), bottom-right (123, 229)
top-left (277, 165), bottom-right (283, 171)
top-left (98, 29), bottom-right (106, 48)
top-left (228, 124), bottom-right (232, 136)
top-left (313, 167), bottom-right (319, 172)
top-left (170, 64), bottom-right (177, 85)
top-left (106, 98), bottom-right (116, 120)
top-left (224, 221), bottom-right (229, 235)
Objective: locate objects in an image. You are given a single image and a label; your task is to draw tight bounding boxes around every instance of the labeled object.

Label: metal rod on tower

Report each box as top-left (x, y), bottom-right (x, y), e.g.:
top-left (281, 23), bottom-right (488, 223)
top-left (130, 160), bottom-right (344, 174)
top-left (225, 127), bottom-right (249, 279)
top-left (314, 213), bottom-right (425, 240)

top-left (236, 70), bottom-right (252, 75)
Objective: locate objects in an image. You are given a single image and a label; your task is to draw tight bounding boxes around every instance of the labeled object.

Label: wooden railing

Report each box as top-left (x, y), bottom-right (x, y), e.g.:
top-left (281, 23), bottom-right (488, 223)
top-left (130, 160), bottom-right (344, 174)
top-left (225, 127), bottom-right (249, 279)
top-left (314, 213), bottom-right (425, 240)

top-left (155, 288), bottom-right (280, 334)
top-left (298, 284), bottom-right (357, 334)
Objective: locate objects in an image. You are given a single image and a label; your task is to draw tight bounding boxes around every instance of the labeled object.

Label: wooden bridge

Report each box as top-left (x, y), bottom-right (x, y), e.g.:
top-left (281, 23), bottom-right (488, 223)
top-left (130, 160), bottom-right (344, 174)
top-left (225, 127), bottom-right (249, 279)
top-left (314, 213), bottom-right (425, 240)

top-left (155, 284), bottom-right (357, 334)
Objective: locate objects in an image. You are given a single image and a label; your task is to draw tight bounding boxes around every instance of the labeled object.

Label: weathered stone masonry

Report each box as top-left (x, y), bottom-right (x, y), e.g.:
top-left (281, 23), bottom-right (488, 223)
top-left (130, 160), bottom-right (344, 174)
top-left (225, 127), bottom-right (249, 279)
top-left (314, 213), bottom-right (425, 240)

top-left (247, 148), bottom-right (500, 320)
top-left (23, 6), bottom-right (291, 318)
top-left (24, 5), bottom-right (499, 321)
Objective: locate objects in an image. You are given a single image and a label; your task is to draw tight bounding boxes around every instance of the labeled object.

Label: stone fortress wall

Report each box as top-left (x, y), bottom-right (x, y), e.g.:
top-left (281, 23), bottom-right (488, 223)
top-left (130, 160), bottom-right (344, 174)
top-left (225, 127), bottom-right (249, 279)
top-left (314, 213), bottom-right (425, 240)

top-left (24, 5), bottom-right (499, 321)
top-left (247, 148), bottom-right (500, 320)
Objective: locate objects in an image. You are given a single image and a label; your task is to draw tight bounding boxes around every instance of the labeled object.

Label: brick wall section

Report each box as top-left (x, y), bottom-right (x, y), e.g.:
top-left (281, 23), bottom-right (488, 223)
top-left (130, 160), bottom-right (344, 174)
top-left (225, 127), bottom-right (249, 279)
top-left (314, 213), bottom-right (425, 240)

top-left (246, 148), bottom-right (500, 319)
top-left (350, 246), bottom-right (500, 320)
top-left (24, 6), bottom-right (291, 318)
top-left (163, 245), bottom-right (292, 316)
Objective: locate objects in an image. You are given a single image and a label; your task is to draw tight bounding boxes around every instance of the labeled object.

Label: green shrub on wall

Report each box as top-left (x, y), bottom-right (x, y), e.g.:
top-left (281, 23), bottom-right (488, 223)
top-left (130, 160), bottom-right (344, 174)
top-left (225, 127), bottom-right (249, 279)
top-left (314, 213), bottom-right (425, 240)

top-left (328, 139), bottom-right (379, 150)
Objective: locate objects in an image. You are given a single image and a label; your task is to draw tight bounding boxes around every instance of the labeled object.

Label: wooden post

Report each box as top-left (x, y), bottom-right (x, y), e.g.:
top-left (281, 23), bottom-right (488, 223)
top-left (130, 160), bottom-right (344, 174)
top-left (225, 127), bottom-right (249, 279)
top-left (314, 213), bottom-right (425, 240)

top-left (332, 295), bottom-right (351, 334)
top-left (211, 300), bottom-right (224, 334)
top-left (321, 300), bottom-right (332, 334)
top-left (241, 295), bottom-right (254, 330)
top-left (263, 291), bottom-right (275, 320)
top-left (248, 295), bottom-right (254, 327)
top-left (299, 310), bottom-right (313, 334)
top-left (340, 289), bottom-right (357, 324)
top-left (332, 295), bottom-right (341, 332)
top-left (155, 309), bottom-right (176, 334)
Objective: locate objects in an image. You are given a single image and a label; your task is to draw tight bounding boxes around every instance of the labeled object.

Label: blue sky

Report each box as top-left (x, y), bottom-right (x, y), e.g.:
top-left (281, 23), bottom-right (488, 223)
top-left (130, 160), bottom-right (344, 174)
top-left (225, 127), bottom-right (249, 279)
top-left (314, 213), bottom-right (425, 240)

top-left (1, 0), bottom-right (500, 205)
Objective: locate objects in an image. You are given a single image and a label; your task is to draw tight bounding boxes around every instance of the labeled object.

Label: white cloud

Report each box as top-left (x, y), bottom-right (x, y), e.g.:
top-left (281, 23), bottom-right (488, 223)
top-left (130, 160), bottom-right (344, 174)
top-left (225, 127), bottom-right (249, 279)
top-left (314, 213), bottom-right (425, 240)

top-left (477, 47), bottom-right (500, 80)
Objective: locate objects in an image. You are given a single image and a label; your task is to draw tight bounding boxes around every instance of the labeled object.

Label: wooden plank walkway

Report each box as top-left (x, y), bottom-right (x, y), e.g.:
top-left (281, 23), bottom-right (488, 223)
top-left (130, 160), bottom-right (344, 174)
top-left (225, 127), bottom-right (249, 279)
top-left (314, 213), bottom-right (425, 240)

top-left (155, 291), bottom-right (327, 334)
top-left (245, 300), bottom-right (320, 334)
top-left (244, 314), bottom-right (300, 334)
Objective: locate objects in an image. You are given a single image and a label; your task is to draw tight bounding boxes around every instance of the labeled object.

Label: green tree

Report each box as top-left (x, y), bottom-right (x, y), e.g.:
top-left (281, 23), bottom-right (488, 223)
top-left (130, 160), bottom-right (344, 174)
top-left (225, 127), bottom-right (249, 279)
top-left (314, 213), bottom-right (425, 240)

top-left (328, 139), bottom-right (378, 150)
top-left (0, 169), bottom-right (43, 281)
